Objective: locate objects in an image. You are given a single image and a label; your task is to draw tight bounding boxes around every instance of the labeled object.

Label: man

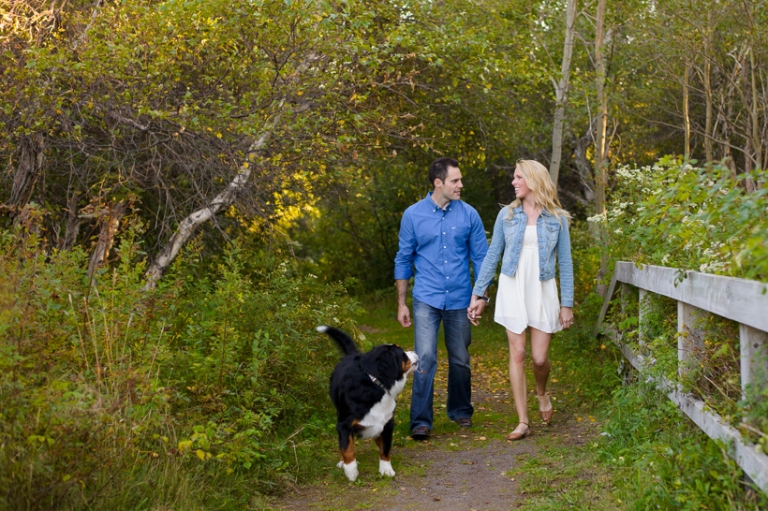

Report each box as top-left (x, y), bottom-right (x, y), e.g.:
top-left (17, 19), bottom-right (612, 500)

top-left (394, 157), bottom-right (489, 440)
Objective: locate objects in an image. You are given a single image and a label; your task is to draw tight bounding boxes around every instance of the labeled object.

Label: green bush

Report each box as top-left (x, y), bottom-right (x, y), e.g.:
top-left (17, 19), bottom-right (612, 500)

top-left (595, 157), bottom-right (768, 281)
top-left (0, 227), bottom-right (359, 510)
top-left (596, 157), bottom-right (768, 441)
top-left (600, 381), bottom-right (768, 510)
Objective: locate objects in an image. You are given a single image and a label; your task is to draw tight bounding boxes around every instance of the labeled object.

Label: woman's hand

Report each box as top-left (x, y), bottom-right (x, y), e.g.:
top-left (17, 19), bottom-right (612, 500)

top-left (559, 306), bottom-right (574, 329)
top-left (467, 295), bottom-right (487, 326)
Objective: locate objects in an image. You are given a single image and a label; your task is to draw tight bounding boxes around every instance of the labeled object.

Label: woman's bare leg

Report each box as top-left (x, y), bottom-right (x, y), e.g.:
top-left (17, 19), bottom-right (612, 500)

top-left (507, 328), bottom-right (529, 434)
top-left (530, 327), bottom-right (553, 421)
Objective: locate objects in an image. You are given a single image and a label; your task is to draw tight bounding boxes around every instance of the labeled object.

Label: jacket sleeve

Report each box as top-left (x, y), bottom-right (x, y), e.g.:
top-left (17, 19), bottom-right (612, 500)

top-left (472, 208), bottom-right (506, 297)
top-left (469, 208), bottom-right (489, 283)
top-left (557, 216), bottom-right (574, 307)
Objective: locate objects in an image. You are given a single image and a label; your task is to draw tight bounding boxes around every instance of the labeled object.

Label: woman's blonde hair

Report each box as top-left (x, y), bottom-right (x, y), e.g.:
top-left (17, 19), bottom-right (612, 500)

top-left (506, 160), bottom-right (571, 221)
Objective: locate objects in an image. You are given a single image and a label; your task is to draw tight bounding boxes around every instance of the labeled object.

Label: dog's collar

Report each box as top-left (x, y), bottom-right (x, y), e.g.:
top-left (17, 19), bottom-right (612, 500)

top-left (367, 373), bottom-right (387, 391)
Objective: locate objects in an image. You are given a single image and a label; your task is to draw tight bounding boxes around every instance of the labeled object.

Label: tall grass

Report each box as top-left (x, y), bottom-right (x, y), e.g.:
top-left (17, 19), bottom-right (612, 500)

top-left (0, 226), bottom-right (359, 510)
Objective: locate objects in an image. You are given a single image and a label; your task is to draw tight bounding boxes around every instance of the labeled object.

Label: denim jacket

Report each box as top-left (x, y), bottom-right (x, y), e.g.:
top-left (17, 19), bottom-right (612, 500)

top-left (472, 205), bottom-right (574, 308)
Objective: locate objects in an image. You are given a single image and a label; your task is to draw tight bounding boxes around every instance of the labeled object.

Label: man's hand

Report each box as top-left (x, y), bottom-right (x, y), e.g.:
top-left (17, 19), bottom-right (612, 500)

top-left (467, 295), bottom-right (488, 326)
top-left (395, 280), bottom-right (412, 327)
top-left (398, 303), bottom-right (412, 328)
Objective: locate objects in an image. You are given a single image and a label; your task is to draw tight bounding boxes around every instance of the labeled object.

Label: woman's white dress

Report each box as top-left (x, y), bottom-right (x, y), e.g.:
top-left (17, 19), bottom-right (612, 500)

top-left (494, 225), bottom-right (562, 334)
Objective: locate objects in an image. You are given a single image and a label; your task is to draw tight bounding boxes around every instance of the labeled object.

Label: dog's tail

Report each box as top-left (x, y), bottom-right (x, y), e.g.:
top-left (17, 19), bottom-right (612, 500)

top-left (316, 325), bottom-right (360, 356)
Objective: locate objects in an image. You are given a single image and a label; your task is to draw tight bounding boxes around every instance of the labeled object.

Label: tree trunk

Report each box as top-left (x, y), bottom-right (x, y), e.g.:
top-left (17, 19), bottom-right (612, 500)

top-left (143, 100), bottom-right (286, 289)
top-left (750, 50), bottom-right (762, 172)
top-left (61, 192), bottom-right (82, 250)
top-left (88, 202), bottom-right (126, 278)
top-left (573, 122), bottom-right (596, 203)
top-left (683, 58), bottom-right (691, 159)
top-left (549, 0), bottom-right (578, 185)
top-left (593, 0), bottom-right (609, 297)
top-left (6, 133), bottom-right (45, 213)
top-left (703, 10), bottom-right (714, 164)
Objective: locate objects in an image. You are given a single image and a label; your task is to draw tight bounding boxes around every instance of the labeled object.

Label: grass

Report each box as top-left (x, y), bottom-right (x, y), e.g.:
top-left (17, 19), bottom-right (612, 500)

top-left (270, 287), bottom-right (768, 510)
top-left (267, 289), bottom-right (629, 510)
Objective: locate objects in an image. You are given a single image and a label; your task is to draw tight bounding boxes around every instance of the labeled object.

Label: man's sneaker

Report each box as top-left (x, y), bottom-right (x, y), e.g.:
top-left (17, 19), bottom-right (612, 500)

top-left (411, 426), bottom-right (430, 440)
top-left (455, 417), bottom-right (472, 428)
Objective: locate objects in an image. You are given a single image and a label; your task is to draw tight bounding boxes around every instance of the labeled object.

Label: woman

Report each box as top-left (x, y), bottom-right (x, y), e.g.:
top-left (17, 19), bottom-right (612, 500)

top-left (468, 160), bottom-right (574, 440)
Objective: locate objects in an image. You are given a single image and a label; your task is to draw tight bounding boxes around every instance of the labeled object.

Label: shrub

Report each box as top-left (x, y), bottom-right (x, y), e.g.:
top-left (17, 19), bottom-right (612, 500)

top-left (0, 227), bottom-right (359, 509)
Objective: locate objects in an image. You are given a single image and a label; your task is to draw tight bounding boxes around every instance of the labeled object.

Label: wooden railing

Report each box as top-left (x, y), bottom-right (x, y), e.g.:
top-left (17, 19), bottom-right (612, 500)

top-left (596, 262), bottom-right (768, 494)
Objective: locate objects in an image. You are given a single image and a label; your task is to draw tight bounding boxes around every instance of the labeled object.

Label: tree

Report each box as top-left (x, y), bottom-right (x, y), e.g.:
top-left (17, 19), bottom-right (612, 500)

top-left (549, 0), bottom-right (579, 184)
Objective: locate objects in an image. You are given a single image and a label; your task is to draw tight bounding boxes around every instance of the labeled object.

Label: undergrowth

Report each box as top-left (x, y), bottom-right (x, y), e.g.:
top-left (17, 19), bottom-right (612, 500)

top-left (0, 226), bottom-right (359, 510)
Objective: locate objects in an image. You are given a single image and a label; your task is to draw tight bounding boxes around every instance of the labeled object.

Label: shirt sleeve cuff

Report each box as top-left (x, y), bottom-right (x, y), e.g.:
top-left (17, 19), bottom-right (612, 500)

top-left (394, 269), bottom-right (413, 280)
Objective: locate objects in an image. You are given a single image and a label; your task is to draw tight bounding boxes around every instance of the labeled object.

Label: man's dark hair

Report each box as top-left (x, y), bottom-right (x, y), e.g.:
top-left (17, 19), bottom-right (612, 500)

top-left (428, 157), bottom-right (459, 186)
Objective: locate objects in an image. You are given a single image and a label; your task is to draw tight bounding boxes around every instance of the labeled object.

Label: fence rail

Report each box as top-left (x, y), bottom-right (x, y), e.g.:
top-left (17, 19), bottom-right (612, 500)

top-left (596, 262), bottom-right (768, 494)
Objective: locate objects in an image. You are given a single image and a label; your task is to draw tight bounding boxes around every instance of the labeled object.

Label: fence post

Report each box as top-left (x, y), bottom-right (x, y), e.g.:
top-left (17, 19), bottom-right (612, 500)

top-left (638, 288), bottom-right (647, 346)
top-left (678, 301), bottom-right (703, 380)
top-left (740, 324), bottom-right (768, 396)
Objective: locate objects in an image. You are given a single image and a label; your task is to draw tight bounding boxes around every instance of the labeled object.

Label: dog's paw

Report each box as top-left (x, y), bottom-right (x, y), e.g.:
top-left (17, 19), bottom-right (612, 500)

top-left (379, 460), bottom-right (395, 477)
top-left (339, 459), bottom-right (358, 481)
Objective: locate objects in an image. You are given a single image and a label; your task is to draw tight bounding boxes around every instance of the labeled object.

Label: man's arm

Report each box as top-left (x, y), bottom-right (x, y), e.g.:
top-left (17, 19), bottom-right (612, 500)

top-left (396, 279), bottom-right (411, 327)
top-left (394, 208), bottom-right (416, 328)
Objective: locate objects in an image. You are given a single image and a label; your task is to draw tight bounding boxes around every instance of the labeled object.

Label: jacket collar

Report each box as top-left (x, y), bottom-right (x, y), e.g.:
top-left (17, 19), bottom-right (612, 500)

top-left (512, 204), bottom-right (553, 217)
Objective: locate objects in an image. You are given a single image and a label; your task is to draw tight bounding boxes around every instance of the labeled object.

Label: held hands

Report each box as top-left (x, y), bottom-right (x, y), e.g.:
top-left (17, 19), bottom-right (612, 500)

top-left (559, 306), bottom-right (574, 329)
top-left (397, 303), bottom-right (412, 328)
top-left (467, 295), bottom-right (488, 326)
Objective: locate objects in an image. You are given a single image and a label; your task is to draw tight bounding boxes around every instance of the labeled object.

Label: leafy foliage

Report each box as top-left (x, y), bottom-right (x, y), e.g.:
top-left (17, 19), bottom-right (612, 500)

top-left (0, 226), bottom-right (359, 509)
top-left (596, 157), bottom-right (768, 281)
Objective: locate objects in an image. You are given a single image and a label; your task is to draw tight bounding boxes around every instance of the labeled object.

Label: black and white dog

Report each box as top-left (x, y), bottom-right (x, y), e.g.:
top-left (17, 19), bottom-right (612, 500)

top-left (317, 325), bottom-right (418, 482)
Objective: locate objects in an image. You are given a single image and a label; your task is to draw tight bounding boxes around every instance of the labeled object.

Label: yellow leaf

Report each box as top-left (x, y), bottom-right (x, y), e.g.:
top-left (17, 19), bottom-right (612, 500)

top-left (196, 449), bottom-right (206, 461)
top-left (178, 440), bottom-right (193, 452)
top-left (216, 132), bottom-right (222, 138)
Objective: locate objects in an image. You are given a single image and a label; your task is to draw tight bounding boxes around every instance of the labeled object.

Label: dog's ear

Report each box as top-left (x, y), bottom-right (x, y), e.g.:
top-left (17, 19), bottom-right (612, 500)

top-left (391, 348), bottom-right (410, 377)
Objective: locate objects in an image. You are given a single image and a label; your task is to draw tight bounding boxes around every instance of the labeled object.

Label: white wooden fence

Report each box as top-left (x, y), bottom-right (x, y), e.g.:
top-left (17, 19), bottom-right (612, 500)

top-left (596, 262), bottom-right (768, 494)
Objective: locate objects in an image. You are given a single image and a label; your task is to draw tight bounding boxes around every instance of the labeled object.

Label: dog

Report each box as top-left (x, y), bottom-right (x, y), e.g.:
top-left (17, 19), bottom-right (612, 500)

top-left (317, 325), bottom-right (419, 482)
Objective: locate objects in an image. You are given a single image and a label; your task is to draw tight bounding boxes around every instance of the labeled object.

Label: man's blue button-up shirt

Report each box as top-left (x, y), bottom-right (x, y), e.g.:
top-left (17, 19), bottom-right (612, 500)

top-left (394, 193), bottom-right (488, 310)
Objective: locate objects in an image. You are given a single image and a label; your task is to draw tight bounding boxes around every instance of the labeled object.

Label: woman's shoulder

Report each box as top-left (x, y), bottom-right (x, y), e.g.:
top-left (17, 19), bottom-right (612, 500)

top-left (498, 204), bottom-right (522, 219)
top-left (542, 209), bottom-right (570, 227)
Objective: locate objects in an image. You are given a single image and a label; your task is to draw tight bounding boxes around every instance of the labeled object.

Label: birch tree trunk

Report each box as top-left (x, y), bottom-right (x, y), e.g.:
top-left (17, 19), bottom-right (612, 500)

top-left (683, 58), bottom-right (691, 159)
top-left (703, 10), bottom-right (714, 164)
top-left (749, 50), bottom-right (762, 172)
top-left (6, 133), bottom-right (45, 213)
top-left (143, 100), bottom-right (286, 289)
top-left (593, 0), bottom-right (609, 297)
top-left (549, 0), bottom-right (578, 185)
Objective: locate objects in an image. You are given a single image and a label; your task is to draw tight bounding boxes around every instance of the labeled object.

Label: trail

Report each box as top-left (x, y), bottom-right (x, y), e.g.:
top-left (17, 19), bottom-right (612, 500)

top-left (275, 343), bottom-right (608, 511)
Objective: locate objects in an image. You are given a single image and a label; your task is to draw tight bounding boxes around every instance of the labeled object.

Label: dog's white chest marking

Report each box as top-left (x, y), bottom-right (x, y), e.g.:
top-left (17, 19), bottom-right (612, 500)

top-left (357, 377), bottom-right (407, 439)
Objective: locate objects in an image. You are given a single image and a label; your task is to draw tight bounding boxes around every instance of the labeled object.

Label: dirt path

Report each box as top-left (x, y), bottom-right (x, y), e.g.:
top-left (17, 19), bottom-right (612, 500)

top-left (274, 343), bottom-right (606, 511)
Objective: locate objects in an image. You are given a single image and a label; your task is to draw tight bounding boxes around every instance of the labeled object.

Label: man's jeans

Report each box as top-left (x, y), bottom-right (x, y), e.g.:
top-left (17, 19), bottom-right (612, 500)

top-left (410, 298), bottom-right (473, 431)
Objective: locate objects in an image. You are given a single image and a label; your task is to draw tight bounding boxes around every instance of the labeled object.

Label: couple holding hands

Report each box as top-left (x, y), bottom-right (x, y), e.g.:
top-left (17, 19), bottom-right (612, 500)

top-left (395, 157), bottom-right (574, 441)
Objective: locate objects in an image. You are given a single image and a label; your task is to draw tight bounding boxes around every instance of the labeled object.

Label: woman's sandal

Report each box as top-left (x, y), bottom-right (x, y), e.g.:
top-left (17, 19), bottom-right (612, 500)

top-left (537, 392), bottom-right (554, 424)
top-left (506, 422), bottom-right (530, 441)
